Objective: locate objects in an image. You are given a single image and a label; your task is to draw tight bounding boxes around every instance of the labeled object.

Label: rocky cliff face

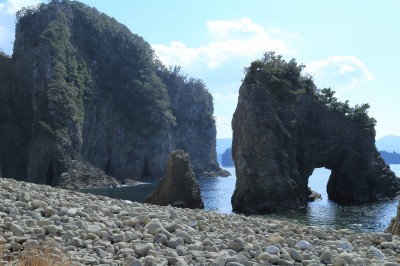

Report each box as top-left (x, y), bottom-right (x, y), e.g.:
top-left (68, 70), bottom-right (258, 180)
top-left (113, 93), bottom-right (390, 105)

top-left (146, 150), bottom-right (204, 209)
top-left (232, 52), bottom-right (400, 214)
top-left (0, 1), bottom-right (225, 187)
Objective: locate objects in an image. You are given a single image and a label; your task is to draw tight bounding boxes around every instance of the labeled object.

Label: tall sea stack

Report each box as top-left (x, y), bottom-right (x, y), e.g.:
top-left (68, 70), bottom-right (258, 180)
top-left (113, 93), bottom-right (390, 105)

top-left (0, 1), bottom-right (226, 187)
top-left (231, 52), bottom-right (400, 214)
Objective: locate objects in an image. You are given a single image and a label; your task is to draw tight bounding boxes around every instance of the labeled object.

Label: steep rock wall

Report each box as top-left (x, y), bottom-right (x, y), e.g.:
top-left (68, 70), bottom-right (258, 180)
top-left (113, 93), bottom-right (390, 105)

top-left (0, 1), bottom-right (225, 187)
top-left (232, 53), bottom-right (400, 213)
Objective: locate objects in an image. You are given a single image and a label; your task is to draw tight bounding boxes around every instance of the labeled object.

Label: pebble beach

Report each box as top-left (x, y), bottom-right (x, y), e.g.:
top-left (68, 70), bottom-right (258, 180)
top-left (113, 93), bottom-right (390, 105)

top-left (0, 177), bottom-right (399, 266)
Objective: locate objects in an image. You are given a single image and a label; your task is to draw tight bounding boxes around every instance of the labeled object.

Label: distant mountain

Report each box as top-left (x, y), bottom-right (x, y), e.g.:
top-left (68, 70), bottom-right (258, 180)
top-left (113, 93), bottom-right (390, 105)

top-left (216, 138), bottom-right (232, 155)
top-left (376, 135), bottom-right (400, 153)
top-left (221, 148), bottom-right (234, 166)
top-left (380, 151), bottom-right (400, 164)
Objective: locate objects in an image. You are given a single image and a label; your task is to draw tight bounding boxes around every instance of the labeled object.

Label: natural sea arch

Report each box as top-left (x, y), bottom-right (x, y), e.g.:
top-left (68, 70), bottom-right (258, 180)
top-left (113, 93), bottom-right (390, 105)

top-left (231, 64), bottom-right (400, 214)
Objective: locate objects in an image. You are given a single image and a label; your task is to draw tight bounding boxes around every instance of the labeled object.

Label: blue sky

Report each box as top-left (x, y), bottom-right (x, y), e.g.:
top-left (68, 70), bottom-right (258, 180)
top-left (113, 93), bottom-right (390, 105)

top-left (1, 0), bottom-right (399, 139)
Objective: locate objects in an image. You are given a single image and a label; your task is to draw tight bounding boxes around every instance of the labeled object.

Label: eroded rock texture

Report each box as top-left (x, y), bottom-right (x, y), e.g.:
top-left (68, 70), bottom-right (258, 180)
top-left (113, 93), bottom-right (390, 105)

top-left (146, 150), bottom-right (204, 209)
top-left (0, 1), bottom-right (225, 187)
top-left (386, 200), bottom-right (400, 235)
top-left (232, 53), bottom-right (400, 214)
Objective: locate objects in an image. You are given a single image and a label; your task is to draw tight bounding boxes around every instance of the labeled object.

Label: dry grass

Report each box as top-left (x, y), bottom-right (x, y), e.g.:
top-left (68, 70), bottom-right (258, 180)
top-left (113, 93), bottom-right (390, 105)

top-left (1, 241), bottom-right (71, 266)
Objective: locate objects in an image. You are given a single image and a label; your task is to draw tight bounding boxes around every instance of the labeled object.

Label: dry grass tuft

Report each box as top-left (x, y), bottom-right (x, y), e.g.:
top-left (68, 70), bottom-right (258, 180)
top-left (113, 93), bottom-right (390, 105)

top-left (1, 241), bottom-right (71, 266)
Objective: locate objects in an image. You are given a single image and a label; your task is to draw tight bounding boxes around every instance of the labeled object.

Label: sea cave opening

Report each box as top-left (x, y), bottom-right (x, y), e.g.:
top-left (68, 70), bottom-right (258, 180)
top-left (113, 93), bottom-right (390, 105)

top-left (46, 162), bottom-right (54, 186)
top-left (308, 167), bottom-right (332, 200)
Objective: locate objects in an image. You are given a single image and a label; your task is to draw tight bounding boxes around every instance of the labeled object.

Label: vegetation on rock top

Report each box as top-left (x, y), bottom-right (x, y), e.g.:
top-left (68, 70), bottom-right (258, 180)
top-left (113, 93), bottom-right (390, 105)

top-left (243, 51), bottom-right (377, 134)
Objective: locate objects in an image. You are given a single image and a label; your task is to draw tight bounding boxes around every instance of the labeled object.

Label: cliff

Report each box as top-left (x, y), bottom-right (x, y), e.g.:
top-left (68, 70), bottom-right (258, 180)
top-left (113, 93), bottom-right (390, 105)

top-left (0, 1), bottom-right (225, 187)
top-left (231, 52), bottom-right (400, 213)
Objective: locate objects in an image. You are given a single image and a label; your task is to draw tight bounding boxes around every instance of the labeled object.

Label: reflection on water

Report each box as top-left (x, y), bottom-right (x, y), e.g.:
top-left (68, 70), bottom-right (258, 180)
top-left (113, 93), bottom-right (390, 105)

top-left (76, 165), bottom-right (400, 233)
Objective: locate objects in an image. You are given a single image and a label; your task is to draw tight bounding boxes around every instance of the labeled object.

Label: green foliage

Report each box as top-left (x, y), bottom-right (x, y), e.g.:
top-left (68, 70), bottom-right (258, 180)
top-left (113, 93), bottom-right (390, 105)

top-left (316, 87), bottom-right (376, 132)
top-left (245, 52), bottom-right (377, 134)
top-left (15, 0), bottom-right (177, 136)
top-left (243, 51), bottom-right (316, 101)
top-left (156, 62), bottom-right (214, 125)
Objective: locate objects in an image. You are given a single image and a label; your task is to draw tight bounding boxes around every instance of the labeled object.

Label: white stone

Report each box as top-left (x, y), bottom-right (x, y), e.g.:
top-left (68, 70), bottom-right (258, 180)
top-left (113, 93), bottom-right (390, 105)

top-left (265, 245), bottom-right (280, 254)
top-left (297, 240), bottom-right (313, 250)
top-left (176, 231), bottom-right (193, 244)
top-left (31, 200), bottom-right (48, 209)
top-left (144, 220), bottom-right (164, 235)
top-left (367, 246), bottom-right (385, 260)
top-left (134, 243), bottom-right (153, 257)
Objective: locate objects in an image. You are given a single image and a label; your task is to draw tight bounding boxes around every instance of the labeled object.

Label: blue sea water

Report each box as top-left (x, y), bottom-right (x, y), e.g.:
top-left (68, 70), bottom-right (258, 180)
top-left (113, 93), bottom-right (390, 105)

top-left (77, 165), bottom-right (400, 233)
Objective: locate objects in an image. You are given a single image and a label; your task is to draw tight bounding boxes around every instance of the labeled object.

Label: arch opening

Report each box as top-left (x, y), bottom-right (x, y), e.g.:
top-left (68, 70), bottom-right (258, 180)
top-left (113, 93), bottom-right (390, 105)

top-left (307, 167), bottom-right (332, 201)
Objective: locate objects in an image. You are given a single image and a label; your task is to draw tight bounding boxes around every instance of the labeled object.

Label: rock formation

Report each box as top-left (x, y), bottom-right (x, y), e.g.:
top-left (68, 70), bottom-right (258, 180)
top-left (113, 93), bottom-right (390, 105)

top-left (387, 201), bottom-right (400, 235)
top-left (146, 150), bottom-right (204, 209)
top-left (0, 1), bottom-right (226, 187)
top-left (232, 52), bottom-right (400, 214)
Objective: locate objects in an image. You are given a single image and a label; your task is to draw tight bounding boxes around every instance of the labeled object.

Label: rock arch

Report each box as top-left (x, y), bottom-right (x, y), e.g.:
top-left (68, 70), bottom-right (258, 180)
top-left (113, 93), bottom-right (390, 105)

top-left (231, 53), bottom-right (400, 214)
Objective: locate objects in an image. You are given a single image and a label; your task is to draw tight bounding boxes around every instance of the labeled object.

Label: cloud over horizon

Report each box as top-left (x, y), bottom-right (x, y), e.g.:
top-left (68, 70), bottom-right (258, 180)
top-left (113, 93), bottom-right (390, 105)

top-left (306, 55), bottom-right (374, 91)
top-left (153, 17), bottom-right (302, 69)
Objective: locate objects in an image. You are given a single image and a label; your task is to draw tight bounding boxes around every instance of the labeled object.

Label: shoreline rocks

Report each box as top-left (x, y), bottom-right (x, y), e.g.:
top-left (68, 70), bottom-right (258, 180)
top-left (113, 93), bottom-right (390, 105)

top-left (0, 176), bottom-right (400, 265)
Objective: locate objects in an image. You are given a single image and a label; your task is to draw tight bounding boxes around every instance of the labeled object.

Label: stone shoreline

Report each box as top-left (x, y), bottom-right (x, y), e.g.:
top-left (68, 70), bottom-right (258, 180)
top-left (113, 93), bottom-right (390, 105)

top-left (0, 177), bottom-right (399, 265)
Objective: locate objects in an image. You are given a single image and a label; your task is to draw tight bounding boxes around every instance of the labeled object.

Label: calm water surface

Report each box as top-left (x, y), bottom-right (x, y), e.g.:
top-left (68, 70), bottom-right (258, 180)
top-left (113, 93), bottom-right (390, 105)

top-left (77, 165), bottom-right (400, 233)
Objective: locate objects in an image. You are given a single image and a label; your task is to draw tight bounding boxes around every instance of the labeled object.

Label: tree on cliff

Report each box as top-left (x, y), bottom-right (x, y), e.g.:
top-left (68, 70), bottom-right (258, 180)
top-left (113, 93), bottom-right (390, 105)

top-left (244, 51), bottom-right (376, 133)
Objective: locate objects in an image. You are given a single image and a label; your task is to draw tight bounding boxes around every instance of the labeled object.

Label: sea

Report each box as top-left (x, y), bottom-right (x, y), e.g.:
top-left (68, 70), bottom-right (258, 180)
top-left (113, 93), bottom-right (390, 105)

top-left (77, 165), bottom-right (400, 233)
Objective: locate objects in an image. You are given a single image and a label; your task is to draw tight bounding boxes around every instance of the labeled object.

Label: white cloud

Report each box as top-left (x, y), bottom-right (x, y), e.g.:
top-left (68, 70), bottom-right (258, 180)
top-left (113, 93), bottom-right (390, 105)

top-left (153, 18), bottom-right (302, 69)
top-left (215, 115), bottom-right (232, 139)
top-left (0, 0), bottom-right (40, 14)
top-left (306, 56), bottom-right (374, 91)
top-left (0, 0), bottom-right (42, 54)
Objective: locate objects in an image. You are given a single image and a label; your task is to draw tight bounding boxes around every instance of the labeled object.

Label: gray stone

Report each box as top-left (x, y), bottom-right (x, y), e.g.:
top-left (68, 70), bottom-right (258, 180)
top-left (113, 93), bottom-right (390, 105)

top-left (111, 234), bottom-right (125, 243)
top-left (9, 223), bottom-right (24, 236)
top-left (144, 220), bottom-right (164, 235)
top-left (167, 237), bottom-right (184, 249)
top-left (311, 229), bottom-right (328, 240)
top-left (134, 243), bottom-right (153, 257)
top-left (337, 239), bottom-right (353, 251)
top-left (367, 246), bottom-right (385, 260)
top-left (24, 239), bottom-right (39, 250)
top-left (31, 200), bottom-right (48, 210)
top-left (110, 205), bottom-right (121, 214)
top-left (176, 231), bottom-right (193, 244)
top-left (319, 250), bottom-right (332, 262)
top-left (297, 240), bottom-right (313, 250)
top-left (265, 245), bottom-right (280, 254)
top-left (288, 248), bottom-right (303, 262)
top-left (154, 233), bottom-right (167, 244)
top-left (227, 238), bottom-right (245, 251)
top-left (43, 224), bottom-right (62, 234)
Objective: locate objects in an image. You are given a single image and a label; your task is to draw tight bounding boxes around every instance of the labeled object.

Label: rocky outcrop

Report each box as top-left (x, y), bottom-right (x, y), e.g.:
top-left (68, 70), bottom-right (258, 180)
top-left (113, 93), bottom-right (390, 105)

top-left (58, 160), bottom-right (120, 189)
top-left (146, 150), bottom-right (204, 209)
top-left (0, 1), bottom-right (225, 187)
top-left (387, 201), bottom-right (400, 235)
top-left (232, 52), bottom-right (400, 214)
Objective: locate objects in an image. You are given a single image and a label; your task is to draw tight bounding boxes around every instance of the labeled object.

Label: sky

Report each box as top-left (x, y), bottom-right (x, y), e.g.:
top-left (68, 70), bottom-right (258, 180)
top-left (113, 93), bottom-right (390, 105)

top-left (1, 0), bottom-right (399, 139)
